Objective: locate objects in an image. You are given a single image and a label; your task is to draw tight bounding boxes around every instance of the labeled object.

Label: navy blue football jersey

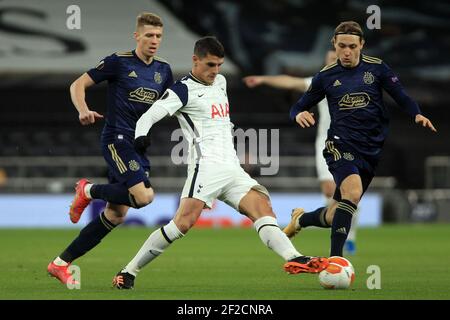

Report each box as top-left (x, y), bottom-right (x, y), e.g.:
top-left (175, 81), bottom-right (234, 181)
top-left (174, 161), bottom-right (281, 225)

top-left (87, 50), bottom-right (173, 142)
top-left (290, 55), bottom-right (421, 158)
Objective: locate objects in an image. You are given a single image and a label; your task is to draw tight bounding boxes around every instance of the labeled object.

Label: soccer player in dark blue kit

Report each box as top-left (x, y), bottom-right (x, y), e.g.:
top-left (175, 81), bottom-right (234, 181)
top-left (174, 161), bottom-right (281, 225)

top-left (47, 12), bottom-right (173, 285)
top-left (283, 21), bottom-right (436, 257)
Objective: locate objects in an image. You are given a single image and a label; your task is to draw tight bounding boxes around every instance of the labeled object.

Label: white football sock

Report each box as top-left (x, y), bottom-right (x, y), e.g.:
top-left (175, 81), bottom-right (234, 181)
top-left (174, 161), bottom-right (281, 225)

top-left (254, 216), bottom-right (301, 261)
top-left (53, 256), bottom-right (69, 266)
top-left (122, 220), bottom-right (184, 276)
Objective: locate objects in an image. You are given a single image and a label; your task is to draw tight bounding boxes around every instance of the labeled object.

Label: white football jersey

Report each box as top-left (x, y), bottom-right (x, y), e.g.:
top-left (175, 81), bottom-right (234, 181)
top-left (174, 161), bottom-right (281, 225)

top-left (155, 73), bottom-right (239, 165)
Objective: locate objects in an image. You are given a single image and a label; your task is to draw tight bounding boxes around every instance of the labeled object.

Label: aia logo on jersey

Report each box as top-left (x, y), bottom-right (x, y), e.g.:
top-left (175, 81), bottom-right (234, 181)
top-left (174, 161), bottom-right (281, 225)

top-left (211, 103), bottom-right (229, 119)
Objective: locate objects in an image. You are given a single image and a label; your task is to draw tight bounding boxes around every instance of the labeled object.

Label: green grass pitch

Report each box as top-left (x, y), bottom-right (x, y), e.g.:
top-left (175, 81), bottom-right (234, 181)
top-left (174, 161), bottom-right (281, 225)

top-left (1, 224), bottom-right (449, 300)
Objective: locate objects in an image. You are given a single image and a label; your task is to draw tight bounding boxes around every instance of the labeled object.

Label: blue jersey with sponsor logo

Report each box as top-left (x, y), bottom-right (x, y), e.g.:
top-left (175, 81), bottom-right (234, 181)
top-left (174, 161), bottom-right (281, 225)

top-left (290, 55), bottom-right (421, 159)
top-left (87, 50), bottom-right (173, 143)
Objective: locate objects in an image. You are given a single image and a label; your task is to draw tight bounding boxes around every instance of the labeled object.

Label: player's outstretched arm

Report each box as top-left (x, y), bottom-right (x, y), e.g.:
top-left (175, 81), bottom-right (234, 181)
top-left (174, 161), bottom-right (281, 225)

top-left (135, 100), bottom-right (170, 138)
top-left (415, 114), bottom-right (437, 132)
top-left (134, 100), bottom-right (170, 154)
top-left (69, 73), bottom-right (103, 125)
top-left (295, 111), bottom-right (316, 128)
top-left (243, 75), bottom-right (308, 91)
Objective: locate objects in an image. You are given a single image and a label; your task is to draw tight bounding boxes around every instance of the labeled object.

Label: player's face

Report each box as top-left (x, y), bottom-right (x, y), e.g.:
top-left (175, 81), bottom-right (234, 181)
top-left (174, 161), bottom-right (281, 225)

top-left (192, 54), bottom-right (224, 85)
top-left (134, 25), bottom-right (163, 58)
top-left (334, 35), bottom-right (364, 68)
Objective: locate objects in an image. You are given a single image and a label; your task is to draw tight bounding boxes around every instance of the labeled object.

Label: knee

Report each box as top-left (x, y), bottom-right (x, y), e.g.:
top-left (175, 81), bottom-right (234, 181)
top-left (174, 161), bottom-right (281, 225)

top-left (107, 215), bottom-right (126, 225)
top-left (104, 210), bottom-right (126, 225)
top-left (321, 181), bottom-right (335, 199)
top-left (174, 213), bottom-right (197, 234)
top-left (248, 210), bottom-right (276, 222)
top-left (341, 189), bottom-right (362, 205)
top-left (132, 188), bottom-right (155, 208)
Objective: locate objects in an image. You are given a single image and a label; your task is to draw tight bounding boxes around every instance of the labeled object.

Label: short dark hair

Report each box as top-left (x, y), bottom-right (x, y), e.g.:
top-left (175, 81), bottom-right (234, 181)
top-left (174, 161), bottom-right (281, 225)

top-left (333, 21), bottom-right (364, 42)
top-left (136, 12), bottom-right (163, 30)
top-left (194, 36), bottom-right (225, 58)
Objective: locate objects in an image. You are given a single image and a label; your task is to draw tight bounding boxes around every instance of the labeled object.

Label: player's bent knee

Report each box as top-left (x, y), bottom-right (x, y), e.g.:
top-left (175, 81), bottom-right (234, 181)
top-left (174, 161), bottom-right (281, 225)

top-left (131, 189), bottom-right (155, 208)
top-left (174, 209), bottom-right (201, 234)
top-left (341, 191), bottom-right (361, 205)
top-left (104, 208), bottom-right (128, 225)
top-left (108, 215), bottom-right (126, 225)
top-left (173, 216), bottom-right (196, 234)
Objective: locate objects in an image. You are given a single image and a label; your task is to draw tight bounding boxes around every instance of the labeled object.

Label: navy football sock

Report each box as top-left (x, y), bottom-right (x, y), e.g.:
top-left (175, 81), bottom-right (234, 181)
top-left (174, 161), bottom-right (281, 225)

top-left (90, 183), bottom-right (137, 207)
top-left (299, 207), bottom-right (330, 228)
top-left (60, 212), bottom-right (117, 262)
top-left (330, 199), bottom-right (357, 257)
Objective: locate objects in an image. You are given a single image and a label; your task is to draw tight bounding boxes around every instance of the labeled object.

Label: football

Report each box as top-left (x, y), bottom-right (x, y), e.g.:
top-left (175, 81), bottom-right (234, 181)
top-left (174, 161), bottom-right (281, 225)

top-left (318, 256), bottom-right (355, 289)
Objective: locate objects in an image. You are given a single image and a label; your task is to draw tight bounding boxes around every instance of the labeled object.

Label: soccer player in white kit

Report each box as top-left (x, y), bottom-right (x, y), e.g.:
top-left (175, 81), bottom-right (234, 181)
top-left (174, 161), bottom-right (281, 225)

top-left (112, 36), bottom-right (329, 289)
top-left (243, 50), bottom-right (358, 254)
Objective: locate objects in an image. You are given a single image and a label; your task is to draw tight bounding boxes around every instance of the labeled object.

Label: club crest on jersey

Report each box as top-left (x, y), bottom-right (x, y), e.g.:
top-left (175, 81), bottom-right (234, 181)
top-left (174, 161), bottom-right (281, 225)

top-left (338, 92), bottom-right (370, 110)
top-left (211, 103), bottom-right (229, 119)
top-left (343, 152), bottom-right (355, 161)
top-left (363, 72), bottom-right (375, 84)
top-left (129, 87), bottom-right (159, 105)
top-left (128, 160), bottom-right (140, 171)
top-left (154, 72), bottom-right (162, 84)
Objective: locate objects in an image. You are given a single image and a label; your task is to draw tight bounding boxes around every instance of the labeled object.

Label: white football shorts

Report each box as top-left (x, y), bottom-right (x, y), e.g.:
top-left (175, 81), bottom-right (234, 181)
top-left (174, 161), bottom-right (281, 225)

top-left (180, 162), bottom-right (270, 210)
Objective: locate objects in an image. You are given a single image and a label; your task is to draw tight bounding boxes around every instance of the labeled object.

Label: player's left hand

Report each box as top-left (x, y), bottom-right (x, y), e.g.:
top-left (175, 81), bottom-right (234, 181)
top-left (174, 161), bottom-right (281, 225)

top-left (415, 114), bottom-right (437, 132)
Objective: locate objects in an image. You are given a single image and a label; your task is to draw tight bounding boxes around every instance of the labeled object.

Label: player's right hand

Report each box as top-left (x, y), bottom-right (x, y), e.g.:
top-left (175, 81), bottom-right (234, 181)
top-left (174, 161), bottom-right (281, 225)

top-left (134, 135), bottom-right (151, 154)
top-left (79, 110), bottom-right (104, 125)
top-left (295, 111), bottom-right (315, 128)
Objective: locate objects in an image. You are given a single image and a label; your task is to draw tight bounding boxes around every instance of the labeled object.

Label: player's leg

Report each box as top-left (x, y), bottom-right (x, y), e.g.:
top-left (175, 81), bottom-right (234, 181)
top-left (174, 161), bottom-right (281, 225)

top-left (69, 141), bottom-right (153, 223)
top-left (320, 179), bottom-right (336, 203)
top-left (113, 197), bottom-right (204, 289)
top-left (89, 180), bottom-right (154, 209)
top-left (283, 145), bottom-right (336, 238)
top-left (222, 166), bottom-right (328, 273)
top-left (329, 173), bottom-right (361, 257)
top-left (343, 169), bottom-right (373, 255)
top-left (113, 161), bottom-right (217, 288)
top-left (238, 189), bottom-right (299, 260)
top-left (237, 189), bottom-right (328, 274)
top-left (345, 210), bottom-right (358, 255)
top-left (48, 203), bottom-right (129, 284)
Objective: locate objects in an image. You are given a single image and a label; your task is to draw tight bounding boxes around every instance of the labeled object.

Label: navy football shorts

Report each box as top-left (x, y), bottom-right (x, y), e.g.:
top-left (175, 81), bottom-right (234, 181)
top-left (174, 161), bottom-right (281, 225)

top-left (101, 136), bottom-right (150, 189)
top-left (323, 139), bottom-right (377, 201)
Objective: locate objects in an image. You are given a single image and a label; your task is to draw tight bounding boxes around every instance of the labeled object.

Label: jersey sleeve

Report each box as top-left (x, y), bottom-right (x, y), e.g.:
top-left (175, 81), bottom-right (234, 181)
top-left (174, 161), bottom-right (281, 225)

top-left (135, 103), bottom-right (169, 138)
top-left (379, 62), bottom-right (421, 117)
top-left (289, 73), bottom-right (326, 120)
top-left (157, 81), bottom-right (188, 116)
top-left (86, 54), bottom-right (118, 83)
